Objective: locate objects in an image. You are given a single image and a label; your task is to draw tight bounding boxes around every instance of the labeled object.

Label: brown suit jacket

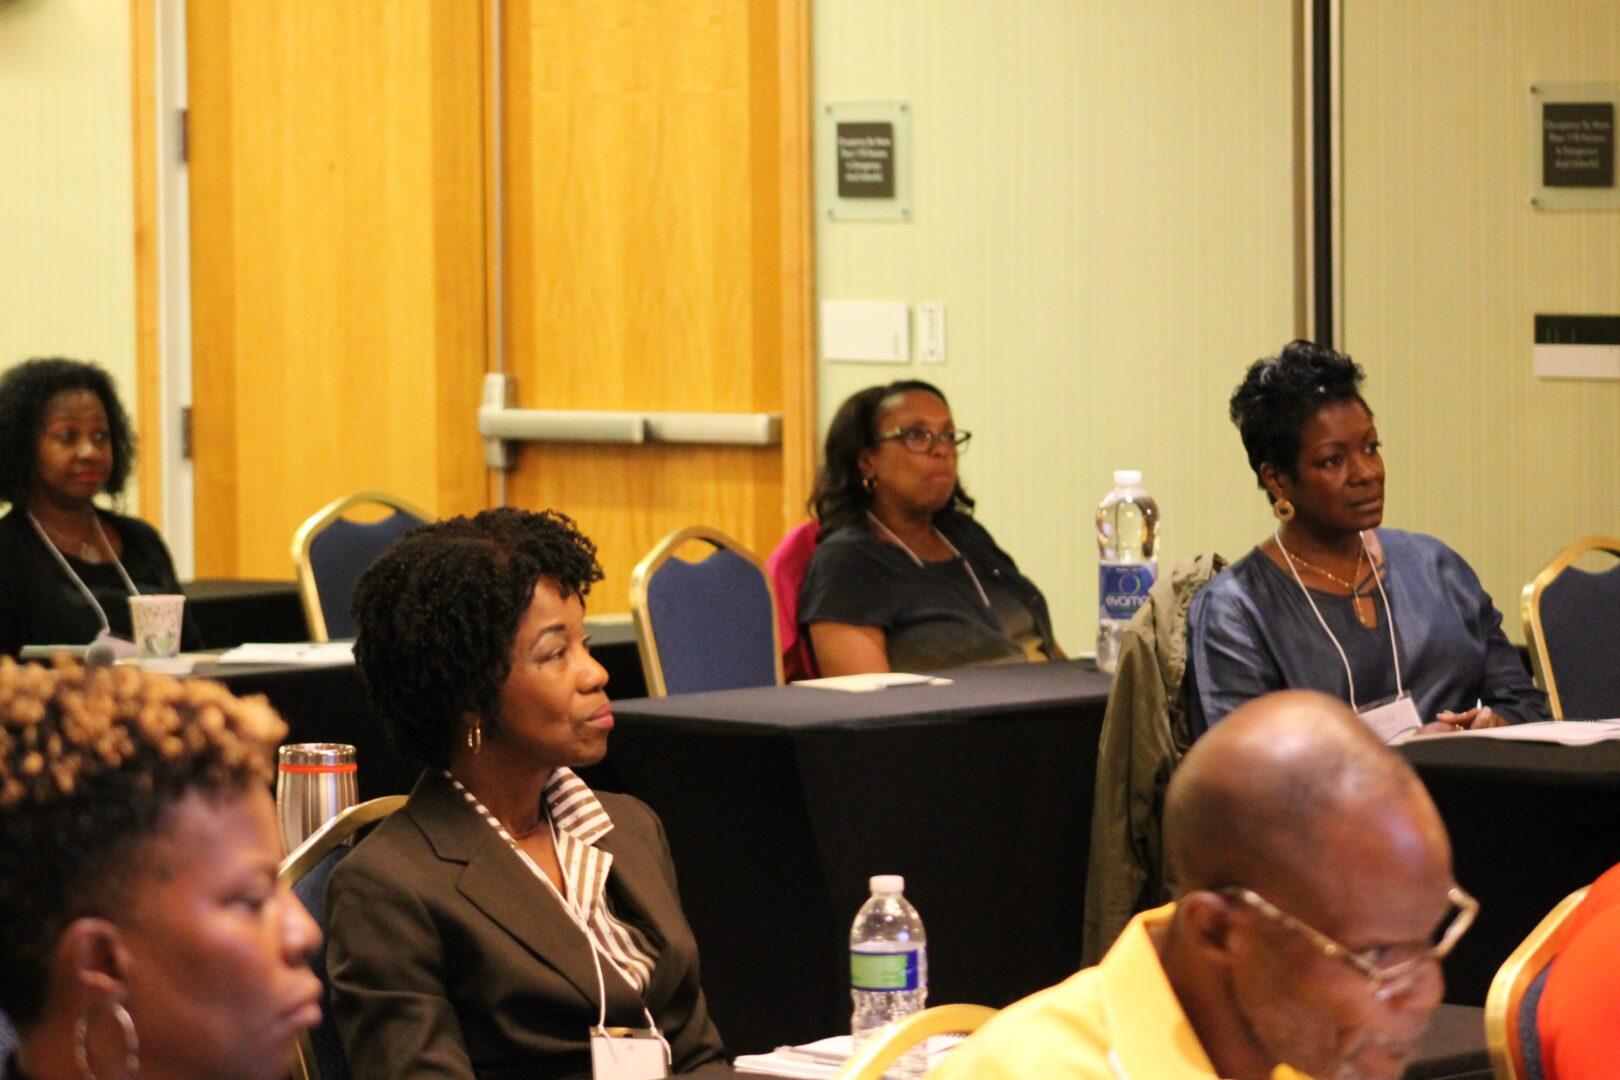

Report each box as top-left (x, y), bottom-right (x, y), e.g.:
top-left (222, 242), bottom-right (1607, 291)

top-left (326, 770), bottom-right (727, 1080)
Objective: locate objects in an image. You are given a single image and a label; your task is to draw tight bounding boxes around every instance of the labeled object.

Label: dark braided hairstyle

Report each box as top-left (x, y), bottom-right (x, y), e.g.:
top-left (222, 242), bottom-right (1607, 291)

top-left (0, 660), bottom-right (285, 1028)
top-left (1229, 340), bottom-right (1369, 495)
top-left (0, 357), bottom-right (137, 503)
top-left (350, 507), bottom-right (604, 768)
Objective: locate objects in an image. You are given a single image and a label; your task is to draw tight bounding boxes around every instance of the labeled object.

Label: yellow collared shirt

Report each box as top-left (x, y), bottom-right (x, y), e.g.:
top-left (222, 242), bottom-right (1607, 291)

top-left (926, 905), bottom-right (1313, 1080)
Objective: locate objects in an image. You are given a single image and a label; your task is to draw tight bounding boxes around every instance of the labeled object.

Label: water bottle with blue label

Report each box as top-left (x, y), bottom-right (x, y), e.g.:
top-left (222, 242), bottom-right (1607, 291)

top-left (1096, 469), bottom-right (1159, 673)
top-left (851, 874), bottom-right (928, 1079)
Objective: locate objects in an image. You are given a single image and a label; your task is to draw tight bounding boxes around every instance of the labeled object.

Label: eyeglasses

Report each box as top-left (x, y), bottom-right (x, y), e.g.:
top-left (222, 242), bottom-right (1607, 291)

top-left (1220, 885), bottom-right (1478, 1001)
top-left (876, 427), bottom-right (972, 454)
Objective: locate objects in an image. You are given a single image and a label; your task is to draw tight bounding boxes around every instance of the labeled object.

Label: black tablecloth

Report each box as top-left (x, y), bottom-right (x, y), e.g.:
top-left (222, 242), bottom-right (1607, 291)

top-left (579, 661), bottom-right (1112, 1055)
top-left (1400, 735), bottom-right (1620, 1005)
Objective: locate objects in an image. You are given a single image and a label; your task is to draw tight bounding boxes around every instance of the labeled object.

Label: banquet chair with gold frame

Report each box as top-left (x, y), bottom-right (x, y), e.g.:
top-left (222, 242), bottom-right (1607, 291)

top-left (292, 492), bottom-right (430, 642)
top-left (1484, 886), bottom-right (1589, 1080)
top-left (279, 795), bottom-right (408, 1080)
top-left (832, 1003), bottom-right (997, 1080)
top-left (1521, 536), bottom-right (1620, 719)
top-left (630, 525), bottom-right (783, 697)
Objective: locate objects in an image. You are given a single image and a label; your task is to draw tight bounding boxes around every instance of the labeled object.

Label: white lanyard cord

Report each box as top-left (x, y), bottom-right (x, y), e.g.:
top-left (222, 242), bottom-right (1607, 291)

top-left (866, 512), bottom-right (991, 609)
top-left (500, 806), bottom-right (671, 1065)
top-left (1275, 527), bottom-right (1403, 712)
top-left (27, 511), bottom-right (141, 637)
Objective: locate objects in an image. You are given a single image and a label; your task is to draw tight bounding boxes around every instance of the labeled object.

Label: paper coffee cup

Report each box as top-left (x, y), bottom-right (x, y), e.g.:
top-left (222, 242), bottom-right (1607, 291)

top-left (129, 594), bottom-right (185, 659)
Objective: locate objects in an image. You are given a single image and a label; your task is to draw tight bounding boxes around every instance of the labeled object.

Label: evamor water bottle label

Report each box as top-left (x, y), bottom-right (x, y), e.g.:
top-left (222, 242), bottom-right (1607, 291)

top-left (1099, 563), bottom-right (1155, 623)
top-left (850, 949), bottom-right (921, 991)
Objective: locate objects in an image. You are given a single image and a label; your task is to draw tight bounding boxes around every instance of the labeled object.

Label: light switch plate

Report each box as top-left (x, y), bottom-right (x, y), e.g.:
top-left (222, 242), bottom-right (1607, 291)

top-left (917, 302), bottom-right (946, 365)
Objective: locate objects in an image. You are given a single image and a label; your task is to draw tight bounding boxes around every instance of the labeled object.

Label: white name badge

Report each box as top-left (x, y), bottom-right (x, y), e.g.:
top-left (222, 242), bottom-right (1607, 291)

top-left (1358, 692), bottom-right (1423, 744)
top-left (590, 1028), bottom-right (668, 1080)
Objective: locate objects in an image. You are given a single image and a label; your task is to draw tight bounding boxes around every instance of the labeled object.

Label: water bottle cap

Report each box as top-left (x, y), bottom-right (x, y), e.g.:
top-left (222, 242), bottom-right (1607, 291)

top-left (1113, 469), bottom-right (1142, 487)
top-left (869, 874), bottom-right (905, 894)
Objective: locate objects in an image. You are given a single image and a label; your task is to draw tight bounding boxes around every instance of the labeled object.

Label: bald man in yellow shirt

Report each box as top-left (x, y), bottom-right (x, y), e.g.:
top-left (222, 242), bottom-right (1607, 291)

top-left (929, 690), bottom-right (1470, 1080)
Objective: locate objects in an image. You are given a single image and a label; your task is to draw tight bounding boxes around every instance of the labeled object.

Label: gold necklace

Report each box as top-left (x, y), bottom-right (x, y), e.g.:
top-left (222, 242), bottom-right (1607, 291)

top-left (1278, 541), bottom-right (1364, 593)
top-left (36, 512), bottom-right (105, 563)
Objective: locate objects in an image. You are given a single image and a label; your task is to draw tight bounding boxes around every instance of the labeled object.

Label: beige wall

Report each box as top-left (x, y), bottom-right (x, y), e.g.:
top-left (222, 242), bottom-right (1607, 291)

top-left (1343, 0), bottom-right (1620, 639)
top-left (814, 1), bottom-right (1300, 652)
top-left (0, 0), bottom-right (141, 508)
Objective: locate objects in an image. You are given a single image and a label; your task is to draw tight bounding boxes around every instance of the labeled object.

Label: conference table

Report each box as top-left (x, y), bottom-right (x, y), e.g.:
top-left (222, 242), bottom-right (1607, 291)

top-left (577, 661), bottom-right (1112, 1054)
top-left (1399, 733), bottom-right (1620, 1006)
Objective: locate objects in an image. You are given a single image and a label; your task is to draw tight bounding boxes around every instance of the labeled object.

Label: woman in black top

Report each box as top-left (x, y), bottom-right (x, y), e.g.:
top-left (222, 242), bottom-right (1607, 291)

top-left (0, 358), bottom-right (198, 657)
top-left (800, 379), bottom-right (1060, 675)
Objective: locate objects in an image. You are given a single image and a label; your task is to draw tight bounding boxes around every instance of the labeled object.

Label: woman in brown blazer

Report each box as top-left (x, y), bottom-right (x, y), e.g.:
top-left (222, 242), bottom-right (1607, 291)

top-left (327, 509), bottom-right (726, 1079)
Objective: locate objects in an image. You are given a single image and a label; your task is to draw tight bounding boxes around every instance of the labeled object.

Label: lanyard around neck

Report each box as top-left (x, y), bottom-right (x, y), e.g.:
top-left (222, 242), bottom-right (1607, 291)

top-left (1274, 527), bottom-right (1403, 711)
top-left (866, 512), bottom-right (991, 609)
top-left (27, 511), bottom-right (141, 637)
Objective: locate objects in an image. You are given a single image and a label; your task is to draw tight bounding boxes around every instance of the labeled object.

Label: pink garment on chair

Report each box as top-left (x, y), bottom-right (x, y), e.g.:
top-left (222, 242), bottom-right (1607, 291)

top-left (766, 520), bottom-right (821, 681)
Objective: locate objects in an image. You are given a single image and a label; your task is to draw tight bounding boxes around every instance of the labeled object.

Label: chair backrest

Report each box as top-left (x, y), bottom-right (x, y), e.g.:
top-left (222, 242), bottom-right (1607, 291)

top-left (1521, 536), bottom-right (1620, 719)
top-left (292, 492), bottom-right (430, 642)
top-left (279, 795), bottom-right (409, 1080)
top-left (0, 1010), bottom-right (14, 1066)
top-left (832, 1003), bottom-right (997, 1080)
top-left (629, 525), bottom-right (783, 697)
top-left (765, 520), bottom-right (821, 681)
top-left (1485, 886), bottom-right (1589, 1080)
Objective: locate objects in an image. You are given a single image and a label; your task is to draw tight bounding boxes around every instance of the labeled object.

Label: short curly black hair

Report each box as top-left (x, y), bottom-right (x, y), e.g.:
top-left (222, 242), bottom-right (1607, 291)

top-left (809, 379), bottom-right (976, 533)
top-left (0, 660), bottom-right (285, 1029)
top-left (0, 357), bottom-right (137, 504)
top-left (350, 507), bottom-right (604, 768)
top-left (1229, 340), bottom-right (1369, 492)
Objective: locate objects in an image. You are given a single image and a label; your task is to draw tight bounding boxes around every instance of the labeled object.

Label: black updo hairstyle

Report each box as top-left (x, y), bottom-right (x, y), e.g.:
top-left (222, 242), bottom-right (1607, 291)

top-left (0, 357), bottom-right (136, 503)
top-left (808, 379), bottom-right (975, 533)
top-left (350, 507), bottom-right (603, 769)
top-left (1229, 340), bottom-right (1369, 496)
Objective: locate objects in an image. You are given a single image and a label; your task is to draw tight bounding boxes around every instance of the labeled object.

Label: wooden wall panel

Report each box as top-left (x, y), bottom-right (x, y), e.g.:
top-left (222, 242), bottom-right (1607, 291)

top-left (500, 0), bottom-right (812, 611)
top-left (187, 0), bottom-right (488, 578)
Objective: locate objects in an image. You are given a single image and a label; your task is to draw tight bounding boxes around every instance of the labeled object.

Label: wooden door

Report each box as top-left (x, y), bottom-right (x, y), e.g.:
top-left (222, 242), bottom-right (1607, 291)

top-left (185, 0), bottom-right (812, 598)
top-left (187, 0), bottom-right (490, 579)
top-left (498, 0), bottom-right (814, 611)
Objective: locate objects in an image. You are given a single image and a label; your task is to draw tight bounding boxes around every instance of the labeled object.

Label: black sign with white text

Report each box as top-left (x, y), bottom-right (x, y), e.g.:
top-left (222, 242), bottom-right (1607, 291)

top-left (1543, 102), bottom-right (1615, 188)
top-left (836, 122), bottom-right (896, 199)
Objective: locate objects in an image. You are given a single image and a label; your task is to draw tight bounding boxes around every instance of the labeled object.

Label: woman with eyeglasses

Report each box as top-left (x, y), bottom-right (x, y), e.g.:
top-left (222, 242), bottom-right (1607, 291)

top-left (800, 380), bottom-right (1060, 676)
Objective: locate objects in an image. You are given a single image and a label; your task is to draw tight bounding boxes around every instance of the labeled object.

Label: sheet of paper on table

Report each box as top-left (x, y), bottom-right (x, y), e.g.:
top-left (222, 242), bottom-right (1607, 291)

top-left (733, 1034), bottom-right (964, 1077)
top-left (790, 672), bottom-right (953, 692)
top-left (215, 641), bottom-right (356, 666)
top-left (1437, 719), bottom-right (1620, 745)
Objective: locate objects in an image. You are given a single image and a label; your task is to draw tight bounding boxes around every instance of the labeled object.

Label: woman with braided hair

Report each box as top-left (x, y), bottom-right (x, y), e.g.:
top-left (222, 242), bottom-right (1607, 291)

top-left (0, 660), bottom-right (322, 1080)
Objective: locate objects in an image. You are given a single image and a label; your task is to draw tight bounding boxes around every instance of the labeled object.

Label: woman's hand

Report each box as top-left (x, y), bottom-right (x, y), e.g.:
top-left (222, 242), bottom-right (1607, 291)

top-left (1429, 705), bottom-right (1507, 732)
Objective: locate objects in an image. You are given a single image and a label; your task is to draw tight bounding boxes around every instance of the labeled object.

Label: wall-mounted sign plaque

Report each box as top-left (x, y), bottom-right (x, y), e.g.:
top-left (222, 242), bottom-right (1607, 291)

top-left (819, 102), bottom-right (911, 222)
top-left (1530, 82), bottom-right (1620, 210)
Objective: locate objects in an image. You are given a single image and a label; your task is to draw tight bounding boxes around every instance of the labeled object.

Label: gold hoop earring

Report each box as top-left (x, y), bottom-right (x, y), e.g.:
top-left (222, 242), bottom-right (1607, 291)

top-left (1273, 499), bottom-right (1295, 522)
top-left (467, 718), bottom-right (483, 754)
top-left (861, 475), bottom-right (876, 494)
top-left (74, 998), bottom-right (139, 1080)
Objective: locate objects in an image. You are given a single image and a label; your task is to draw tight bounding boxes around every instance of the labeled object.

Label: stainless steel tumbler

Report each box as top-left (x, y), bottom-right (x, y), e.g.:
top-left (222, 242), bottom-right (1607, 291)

top-left (276, 743), bottom-right (359, 856)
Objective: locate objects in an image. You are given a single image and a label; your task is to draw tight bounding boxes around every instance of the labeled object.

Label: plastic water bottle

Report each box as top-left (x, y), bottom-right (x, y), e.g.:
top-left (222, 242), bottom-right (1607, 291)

top-left (851, 875), bottom-right (928, 1079)
top-left (1096, 469), bottom-right (1159, 673)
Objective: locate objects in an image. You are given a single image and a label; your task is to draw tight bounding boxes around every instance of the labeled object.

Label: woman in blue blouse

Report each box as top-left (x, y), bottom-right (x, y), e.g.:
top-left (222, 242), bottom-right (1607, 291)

top-left (1188, 341), bottom-right (1548, 740)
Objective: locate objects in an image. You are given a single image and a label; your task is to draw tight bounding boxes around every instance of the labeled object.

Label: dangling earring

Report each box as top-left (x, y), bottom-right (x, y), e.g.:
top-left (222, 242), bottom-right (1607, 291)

top-left (74, 998), bottom-right (139, 1080)
top-left (1273, 498), bottom-right (1295, 522)
top-left (466, 718), bottom-right (483, 754)
top-left (861, 475), bottom-right (876, 494)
